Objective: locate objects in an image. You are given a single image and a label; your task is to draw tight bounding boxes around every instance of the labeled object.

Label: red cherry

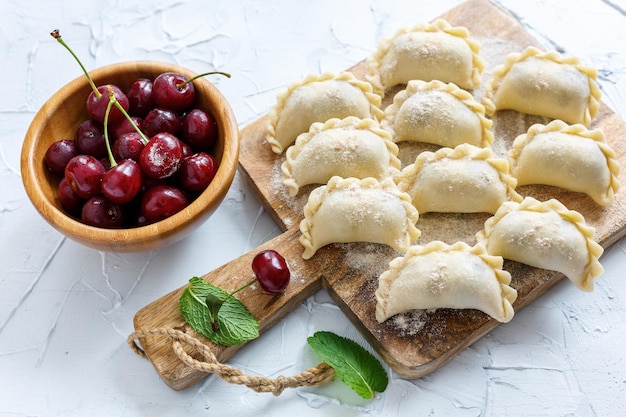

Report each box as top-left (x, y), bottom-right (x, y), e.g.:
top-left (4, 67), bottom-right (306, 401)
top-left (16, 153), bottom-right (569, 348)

top-left (64, 154), bottom-right (105, 199)
top-left (181, 108), bottom-right (218, 151)
top-left (112, 132), bottom-right (145, 162)
top-left (45, 139), bottom-right (78, 175)
top-left (177, 152), bottom-right (217, 193)
top-left (74, 119), bottom-right (106, 158)
top-left (81, 195), bottom-right (125, 228)
top-left (143, 107), bottom-right (181, 137)
top-left (86, 84), bottom-right (129, 124)
top-left (126, 78), bottom-right (155, 117)
top-left (111, 116), bottom-right (144, 141)
top-left (58, 177), bottom-right (85, 216)
top-left (102, 159), bottom-right (143, 204)
top-left (140, 184), bottom-right (189, 223)
top-left (152, 72), bottom-right (195, 111)
top-left (139, 132), bottom-right (184, 179)
top-left (251, 250), bottom-right (290, 293)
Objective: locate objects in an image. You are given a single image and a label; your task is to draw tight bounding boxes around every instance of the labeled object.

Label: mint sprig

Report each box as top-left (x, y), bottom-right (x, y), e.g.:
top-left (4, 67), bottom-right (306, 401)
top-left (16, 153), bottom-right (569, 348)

top-left (307, 331), bottom-right (388, 399)
top-left (179, 277), bottom-right (259, 346)
top-left (178, 279), bottom-right (388, 399)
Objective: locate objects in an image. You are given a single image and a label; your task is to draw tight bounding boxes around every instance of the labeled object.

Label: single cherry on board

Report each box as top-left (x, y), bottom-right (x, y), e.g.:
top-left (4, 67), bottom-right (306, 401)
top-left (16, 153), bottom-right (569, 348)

top-left (251, 250), bottom-right (291, 294)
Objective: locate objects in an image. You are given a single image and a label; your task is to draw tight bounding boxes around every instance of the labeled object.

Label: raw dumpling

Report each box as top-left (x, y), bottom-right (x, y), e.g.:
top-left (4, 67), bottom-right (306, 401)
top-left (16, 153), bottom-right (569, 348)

top-left (267, 72), bottom-right (383, 154)
top-left (396, 144), bottom-right (522, 214)
top-left (476, 197), bottom-right (604, 292)
top-left (375, 241), bottom-right (517, 323)
top-left (482, 46), bottom-right (601, 126)
top-left (509, 120), bottom-right (620, 206)
top-left (299, 176), bottom-right (421, 260)
top-left (282, 117), bottom-right (401, 196)
top-left (382, 80), bottom-right (493, 147)
top-left (366, 19), bottom-right (484, 97)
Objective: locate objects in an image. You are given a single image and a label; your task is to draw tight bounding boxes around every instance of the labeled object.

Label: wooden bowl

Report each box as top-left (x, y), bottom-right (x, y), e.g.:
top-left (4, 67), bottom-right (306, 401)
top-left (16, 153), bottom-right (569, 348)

top-left (21, 61), bottom-right (239, 252)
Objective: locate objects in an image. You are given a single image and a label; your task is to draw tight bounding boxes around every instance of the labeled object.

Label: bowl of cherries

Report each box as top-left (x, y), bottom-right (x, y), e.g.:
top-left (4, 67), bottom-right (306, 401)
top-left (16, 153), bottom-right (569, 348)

top-left (20, 31), bottom-right (239, 252)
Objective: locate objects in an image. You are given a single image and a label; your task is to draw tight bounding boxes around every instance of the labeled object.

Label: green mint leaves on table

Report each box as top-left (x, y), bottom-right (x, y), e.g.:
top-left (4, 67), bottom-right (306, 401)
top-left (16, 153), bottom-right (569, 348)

top-left (307, 331), bottom-right (388, 399)
top-left (179, 277), bottom-right (259, 346)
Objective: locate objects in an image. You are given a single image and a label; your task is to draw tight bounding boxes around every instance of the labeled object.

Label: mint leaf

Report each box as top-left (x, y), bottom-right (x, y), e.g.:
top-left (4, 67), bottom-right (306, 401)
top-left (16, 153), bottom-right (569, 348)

top-left (307, 331), bottom-right (388, 399)
top-left (179, 277), bottom-right (259, 346)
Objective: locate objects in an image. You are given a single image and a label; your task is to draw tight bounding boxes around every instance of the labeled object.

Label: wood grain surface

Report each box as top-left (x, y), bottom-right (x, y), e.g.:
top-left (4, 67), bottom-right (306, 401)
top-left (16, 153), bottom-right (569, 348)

top-left (134, 0), bottom-right (626, 390)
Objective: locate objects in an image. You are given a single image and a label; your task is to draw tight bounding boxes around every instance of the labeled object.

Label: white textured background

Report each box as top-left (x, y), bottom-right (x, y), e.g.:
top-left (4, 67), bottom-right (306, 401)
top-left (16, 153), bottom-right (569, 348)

top-left (1, 1), bottom-right (626, 416)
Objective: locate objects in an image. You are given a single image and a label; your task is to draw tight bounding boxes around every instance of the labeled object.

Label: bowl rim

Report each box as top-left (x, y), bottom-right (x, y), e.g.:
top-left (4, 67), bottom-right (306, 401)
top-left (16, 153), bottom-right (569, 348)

top-left (21, 60), bottom-right (239, 252)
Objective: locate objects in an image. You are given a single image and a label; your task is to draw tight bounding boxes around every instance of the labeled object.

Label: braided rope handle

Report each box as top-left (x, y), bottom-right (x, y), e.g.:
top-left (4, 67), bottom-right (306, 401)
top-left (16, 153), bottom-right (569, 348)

top-left (128, 328), bottom-right (335, 396)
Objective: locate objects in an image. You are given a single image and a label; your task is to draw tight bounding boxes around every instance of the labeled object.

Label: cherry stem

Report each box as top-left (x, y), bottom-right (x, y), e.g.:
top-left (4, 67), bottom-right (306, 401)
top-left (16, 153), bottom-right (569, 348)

top-left (103, 87), bottom-right (118, 168)
top-left (176, 71), bottom-right (231, 90)
top-left (51, 29), bottom-right (101, 99)
top-left (229, 279), bottom-right (257, 297)
top-left (113, 100), bottom-right (150, 145)
top-left (218, 278), bottom-right (256, 306)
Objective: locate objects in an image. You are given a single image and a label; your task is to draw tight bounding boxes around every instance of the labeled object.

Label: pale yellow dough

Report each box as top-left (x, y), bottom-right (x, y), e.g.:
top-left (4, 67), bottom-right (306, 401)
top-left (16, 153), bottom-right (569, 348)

top-left (375, 241), bottom-right (517, 323)
top-left (396, 144), bottom-right (522, 214)
top-left (366, 19), bottom-right (484, 97)
top-left (267, 72), bottom-right (383, 154)
top-left (483, 46), bottom-right (601, 126)
top-left (299, 177), bottom-right (420, 260)
top-left (382, 80), bottom-right (493, 147)
top-left (281, 117), bottom-right (401, 197)
top-left (509, 120), bottom-right (620, 206)
top-left (476, 197), bottom-right (604, 292)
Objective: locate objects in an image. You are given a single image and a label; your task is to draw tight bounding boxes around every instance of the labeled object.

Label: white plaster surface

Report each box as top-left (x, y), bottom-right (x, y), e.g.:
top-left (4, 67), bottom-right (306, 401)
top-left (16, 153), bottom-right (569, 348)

top-left (1, 1), bottom-right (626, 416)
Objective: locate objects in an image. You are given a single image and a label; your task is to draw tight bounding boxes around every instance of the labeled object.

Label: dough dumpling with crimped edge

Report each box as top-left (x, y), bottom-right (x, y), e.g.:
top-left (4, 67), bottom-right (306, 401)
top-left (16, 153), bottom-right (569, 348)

top-left (508, 120), bottom-right (620, 206)
top-left (396, 144), bottom-right (522, 214)
top-left (382, 80), bottom-right (493, 147)
top-left (267, 72), bottom-right (383, 154)
top-left (281, 117), bottom-right (401, 197)
top-left (476, 197), bottom-right (604, 292)
top-left (375, 241), bottom-right (517, 323)
top-left (299, 177), bottom-right (420, 260)
top-left (366, 19), bottom-right (484, 98)
top-left (482, 46), bottom-right (600, 126)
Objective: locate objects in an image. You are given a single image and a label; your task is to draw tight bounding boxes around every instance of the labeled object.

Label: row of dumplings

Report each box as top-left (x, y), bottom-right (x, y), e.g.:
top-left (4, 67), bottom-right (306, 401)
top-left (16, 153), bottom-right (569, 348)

top-left (283, 118), bottom-right (619, 210)
top-left (268, 18), bottom-right (602, 155)
top-left (264, 18), bottom-right (619, 326)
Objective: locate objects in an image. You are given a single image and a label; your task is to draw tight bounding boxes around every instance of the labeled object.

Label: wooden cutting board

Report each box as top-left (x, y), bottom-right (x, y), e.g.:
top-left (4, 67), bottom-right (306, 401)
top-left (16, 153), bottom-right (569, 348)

top-left (133, 0), bottom-right (626, 391)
